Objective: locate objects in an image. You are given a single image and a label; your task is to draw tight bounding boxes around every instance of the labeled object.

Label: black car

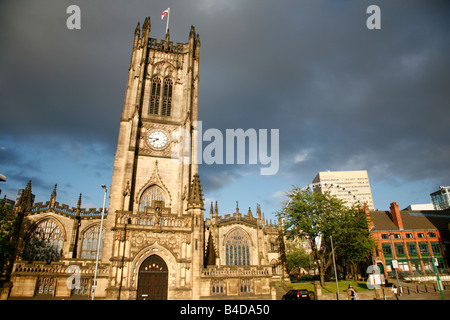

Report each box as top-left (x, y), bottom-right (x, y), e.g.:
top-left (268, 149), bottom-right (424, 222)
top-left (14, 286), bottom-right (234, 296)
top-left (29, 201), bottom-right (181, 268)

top-left (282, 289), bottom-right (312, 300)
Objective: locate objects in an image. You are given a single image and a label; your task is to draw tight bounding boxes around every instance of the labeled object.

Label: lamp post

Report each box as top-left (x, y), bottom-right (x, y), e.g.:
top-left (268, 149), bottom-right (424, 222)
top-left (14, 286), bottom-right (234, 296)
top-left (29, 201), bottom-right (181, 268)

top-left (92, 184), bottom-right (107, 300)
top-left (389, 233), bottom-right (401, 292)
top-left (427, 233), bottom-right (445, 300)
top-left (330, 234), bottom-right (340, 300)
top-left (0, 174), bottom-right (6, 196)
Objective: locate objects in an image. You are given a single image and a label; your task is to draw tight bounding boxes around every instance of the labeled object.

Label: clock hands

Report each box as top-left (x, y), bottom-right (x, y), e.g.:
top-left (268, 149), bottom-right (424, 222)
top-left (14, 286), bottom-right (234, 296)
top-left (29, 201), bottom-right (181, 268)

top-left (149, 131), bottom-right (168, 148)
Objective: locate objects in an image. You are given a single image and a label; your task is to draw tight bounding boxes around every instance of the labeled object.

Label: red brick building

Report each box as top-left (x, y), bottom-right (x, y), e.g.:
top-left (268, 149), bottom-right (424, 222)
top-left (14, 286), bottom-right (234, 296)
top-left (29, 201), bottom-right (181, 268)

top-left (368, 202), bottom-right (450, 279)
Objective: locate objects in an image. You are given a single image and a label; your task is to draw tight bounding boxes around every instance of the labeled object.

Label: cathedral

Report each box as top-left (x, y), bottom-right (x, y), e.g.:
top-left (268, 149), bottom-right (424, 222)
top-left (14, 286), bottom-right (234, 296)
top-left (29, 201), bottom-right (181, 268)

top-left (1, 17), bottom-right (285, 300)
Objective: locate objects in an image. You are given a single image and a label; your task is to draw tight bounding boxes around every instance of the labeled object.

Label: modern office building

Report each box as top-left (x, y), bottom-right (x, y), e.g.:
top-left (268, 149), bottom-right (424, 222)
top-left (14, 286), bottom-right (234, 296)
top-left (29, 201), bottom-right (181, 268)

top-left (431, 186), bottom-right (450, 210)
top-left (312, 170), bottom-right (375, 210)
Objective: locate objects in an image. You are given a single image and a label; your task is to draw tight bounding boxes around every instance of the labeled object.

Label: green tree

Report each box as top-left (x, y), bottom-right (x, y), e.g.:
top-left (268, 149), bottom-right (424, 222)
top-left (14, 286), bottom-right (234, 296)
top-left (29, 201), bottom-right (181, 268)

top-left (0, 199), bottom-right (19, 276)
top-left (277, 186), bottom-right (373, 286)
top-left (334, 206), bottom-right (375, 279)
top-left (285, 245), bottom-right (311, 277)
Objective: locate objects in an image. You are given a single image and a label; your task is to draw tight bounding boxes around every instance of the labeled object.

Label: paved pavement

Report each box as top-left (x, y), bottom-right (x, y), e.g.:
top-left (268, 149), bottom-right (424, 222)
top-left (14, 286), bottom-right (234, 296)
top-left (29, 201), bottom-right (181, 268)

top-left (383, 279), bottom-right (449, 300)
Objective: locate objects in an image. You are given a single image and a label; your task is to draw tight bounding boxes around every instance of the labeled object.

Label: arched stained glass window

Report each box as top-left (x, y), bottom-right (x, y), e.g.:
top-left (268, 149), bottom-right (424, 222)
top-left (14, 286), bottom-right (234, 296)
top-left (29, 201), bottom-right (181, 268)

top-left (80, 225), bottom-right (104, 259)
top-left (23, 219), bottom-right (64, 263)
top-left (149, 77), bottom-right (173, 117)
top-left (225, 228), bottom-right (251, 266)
top-left (161, 78), bottom-right (173, 116)
top-left (139, 186), bottom-right (165, 212)
top-left (149, 77), bottom-right (161, 115)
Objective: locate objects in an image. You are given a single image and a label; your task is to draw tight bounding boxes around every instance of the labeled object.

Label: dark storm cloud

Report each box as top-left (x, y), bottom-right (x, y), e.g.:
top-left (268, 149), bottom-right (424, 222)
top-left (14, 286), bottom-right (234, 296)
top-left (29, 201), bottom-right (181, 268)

top-left (0, 1), bottom-right (132, 151)
top-left (1, 0), bottom-right (449, 200)
top-left (197, 0), bottom-right (450, 190)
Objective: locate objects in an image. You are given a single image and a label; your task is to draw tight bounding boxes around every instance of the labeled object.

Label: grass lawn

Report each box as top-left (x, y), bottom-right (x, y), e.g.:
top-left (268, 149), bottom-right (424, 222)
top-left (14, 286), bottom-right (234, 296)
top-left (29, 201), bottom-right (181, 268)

top-left (283, 279), bottom-right (370, 294)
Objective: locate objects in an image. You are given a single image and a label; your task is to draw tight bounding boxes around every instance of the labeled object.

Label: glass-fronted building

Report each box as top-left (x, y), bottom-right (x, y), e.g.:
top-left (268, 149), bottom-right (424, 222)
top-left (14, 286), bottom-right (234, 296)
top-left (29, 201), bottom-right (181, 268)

top-left (431, 186), bottom-right (450, 210)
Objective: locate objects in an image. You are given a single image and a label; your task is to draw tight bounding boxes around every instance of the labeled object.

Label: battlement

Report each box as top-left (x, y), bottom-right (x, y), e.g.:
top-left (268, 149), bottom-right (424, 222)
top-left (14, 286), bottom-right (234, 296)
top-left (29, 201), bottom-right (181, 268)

top-left (201, 265), bottom-right (270, 278)
top-left (115, 210), bottom-right (192, 230)
top-left (205, 202), bottom-right (281, 232)
top-left (28, 201), bottom-right (106, 219)
top-left (13, 259), bottom-right (109, 276)
top-left (148, 38), bottom-right (184, 54)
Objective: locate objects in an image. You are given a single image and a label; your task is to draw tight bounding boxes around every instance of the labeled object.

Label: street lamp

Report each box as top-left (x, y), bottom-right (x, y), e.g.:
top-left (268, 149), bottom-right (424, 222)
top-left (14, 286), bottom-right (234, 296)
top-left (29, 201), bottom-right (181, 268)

top-left (330, 233), bottom-right (339, 300)
top-left (92, 184), bottom-right (107, 300)
top-left (388, 233), bottom-right (401, 292)
top-left (427, 233), bottom-right (445, 300)
top-left (0, 174), bottom-right (6, 196)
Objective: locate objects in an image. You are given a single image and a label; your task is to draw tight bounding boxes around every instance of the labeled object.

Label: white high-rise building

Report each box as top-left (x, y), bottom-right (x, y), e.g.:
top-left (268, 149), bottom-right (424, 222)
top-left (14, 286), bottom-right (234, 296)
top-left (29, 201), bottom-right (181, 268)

top-left (312, 170), bottom-right (375, 210)
top-left (430, 186), bottom-right (450, 210)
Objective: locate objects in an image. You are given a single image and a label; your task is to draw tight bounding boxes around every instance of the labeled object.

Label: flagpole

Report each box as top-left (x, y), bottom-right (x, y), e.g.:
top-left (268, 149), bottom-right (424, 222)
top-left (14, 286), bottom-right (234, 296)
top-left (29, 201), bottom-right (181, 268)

top-left (166, 8), bottom-right (170, 34)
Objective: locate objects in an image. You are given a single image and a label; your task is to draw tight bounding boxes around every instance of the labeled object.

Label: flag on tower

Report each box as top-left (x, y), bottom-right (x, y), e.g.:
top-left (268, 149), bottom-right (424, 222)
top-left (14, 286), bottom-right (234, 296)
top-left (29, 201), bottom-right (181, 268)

top-left (161, 8), bottom-right (170, 34)
top-left (161, 8), bottom-right (170, 20)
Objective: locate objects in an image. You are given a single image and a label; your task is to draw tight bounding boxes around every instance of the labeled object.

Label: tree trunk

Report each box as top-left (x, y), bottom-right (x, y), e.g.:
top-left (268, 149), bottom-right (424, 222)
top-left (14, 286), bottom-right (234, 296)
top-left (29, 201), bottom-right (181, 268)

top-left (319, 264), bottom-right (326, 287)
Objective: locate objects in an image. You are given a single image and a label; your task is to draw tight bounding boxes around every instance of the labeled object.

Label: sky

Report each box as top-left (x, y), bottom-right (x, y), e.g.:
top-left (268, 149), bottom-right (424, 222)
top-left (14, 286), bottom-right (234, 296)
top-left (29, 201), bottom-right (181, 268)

top-left (1, 0), bottom-right (449, 222)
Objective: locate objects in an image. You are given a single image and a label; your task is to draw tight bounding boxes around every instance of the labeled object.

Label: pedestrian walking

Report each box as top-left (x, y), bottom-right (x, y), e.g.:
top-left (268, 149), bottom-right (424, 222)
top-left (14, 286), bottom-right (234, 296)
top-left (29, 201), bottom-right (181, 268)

top-left (348, 284), bottom-right (358, 300)
top-left (392, 285), bottom-right (399, 300)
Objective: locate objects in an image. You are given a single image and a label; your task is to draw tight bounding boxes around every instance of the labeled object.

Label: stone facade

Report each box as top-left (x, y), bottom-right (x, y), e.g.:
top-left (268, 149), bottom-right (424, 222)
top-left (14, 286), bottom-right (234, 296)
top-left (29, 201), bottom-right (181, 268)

top-left (2, 17), bottom-right (283, 300)
top-left (4, 184), bottom-right (109, 299)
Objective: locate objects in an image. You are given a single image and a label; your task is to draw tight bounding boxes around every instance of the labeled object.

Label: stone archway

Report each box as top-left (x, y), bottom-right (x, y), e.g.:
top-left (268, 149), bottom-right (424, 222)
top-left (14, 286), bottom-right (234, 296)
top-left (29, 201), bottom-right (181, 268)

top-left (137, 255), bottom-right (168, 300)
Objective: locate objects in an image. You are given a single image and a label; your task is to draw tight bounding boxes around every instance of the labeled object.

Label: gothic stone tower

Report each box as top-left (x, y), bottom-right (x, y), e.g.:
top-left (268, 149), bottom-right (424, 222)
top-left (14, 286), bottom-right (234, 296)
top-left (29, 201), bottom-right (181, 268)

top-left (103, 17), bottom-right (204, 300)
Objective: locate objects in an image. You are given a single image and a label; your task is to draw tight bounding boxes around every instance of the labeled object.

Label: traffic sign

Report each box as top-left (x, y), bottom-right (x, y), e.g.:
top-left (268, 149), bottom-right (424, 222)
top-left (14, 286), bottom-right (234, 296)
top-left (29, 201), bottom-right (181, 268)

top-left (392, 260), bottom-right (398, 269)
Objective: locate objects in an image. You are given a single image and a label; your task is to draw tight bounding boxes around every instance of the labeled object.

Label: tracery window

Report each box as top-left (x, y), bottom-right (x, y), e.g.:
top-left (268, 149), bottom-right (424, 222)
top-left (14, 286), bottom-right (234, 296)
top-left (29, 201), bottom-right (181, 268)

top-left (23, 219), bottom-right (64, 263)
top-left (72, 278), bottom-right (91, 297)
top-left (139, 185), bottom-right (165, 212)
top-left (80, 225), bottom-right (104, 259)
top-left (161, 78), bottom-right (173, 116)
top-left (149, 76), bottom-right (173, 116)
top-left (240, 279), bottom-right (252, 294)
top-left (149, 77), bottom-right (161, 115)
top-left (225, 228), bottom-right (251, 266)
top-left (35, 277), bottom-right (55, 296)
top-left (271, 259), bottom-right (279, 274)
top-left (211, 279), bottom-right (225, 295)
top-left (269, 239), bottom-right (278, 252)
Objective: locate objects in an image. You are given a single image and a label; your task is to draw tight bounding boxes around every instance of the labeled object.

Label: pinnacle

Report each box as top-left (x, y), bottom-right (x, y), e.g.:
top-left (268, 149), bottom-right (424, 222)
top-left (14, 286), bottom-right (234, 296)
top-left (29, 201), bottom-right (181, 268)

top-left (188, 173), bottom-right (204, 209)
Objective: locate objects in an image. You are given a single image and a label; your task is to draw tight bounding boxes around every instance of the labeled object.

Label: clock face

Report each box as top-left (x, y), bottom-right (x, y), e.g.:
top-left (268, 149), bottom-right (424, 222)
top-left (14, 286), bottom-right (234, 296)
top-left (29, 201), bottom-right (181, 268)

top-left (148, 130), bottom-right (168, 149)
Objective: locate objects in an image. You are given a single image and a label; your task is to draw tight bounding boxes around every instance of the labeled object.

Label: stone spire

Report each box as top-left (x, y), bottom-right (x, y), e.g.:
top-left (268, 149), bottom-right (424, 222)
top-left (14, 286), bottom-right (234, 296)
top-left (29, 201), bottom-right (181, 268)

top-left (189, 25), bottom-right (196, 39)
top-left (50, 184), bottom-right (57, 208)
top-left (214, 201), bottom-right (218, 218)
top-left (135, 22), bottom-right (140, 36)
top-left (187, 173), bottom-right (204, 209)
top-left (75, 193), bottom-right (82, 217)
top-left (210, 201), bottom-right (214, 219)
top-left (142, 16), bottom-right (151, 32)
top-left (77, 193), bottom-right (82, 209)
top-left (51, 184), bottom-right (57, 200)
top-left (16, 180), bottom-right (32, 212)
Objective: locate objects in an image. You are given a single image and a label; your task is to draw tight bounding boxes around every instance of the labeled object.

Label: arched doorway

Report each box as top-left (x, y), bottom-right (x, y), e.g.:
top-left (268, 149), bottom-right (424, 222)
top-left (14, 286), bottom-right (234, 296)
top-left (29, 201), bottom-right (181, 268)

top-left (137, 255), bottom-right (168, 300)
